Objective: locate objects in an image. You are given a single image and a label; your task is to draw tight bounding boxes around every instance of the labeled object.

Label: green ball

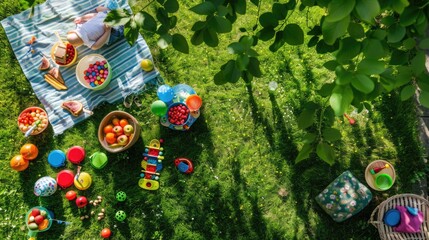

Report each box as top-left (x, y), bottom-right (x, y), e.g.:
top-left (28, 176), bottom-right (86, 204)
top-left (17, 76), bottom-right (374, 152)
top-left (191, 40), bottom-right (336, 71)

top-left (115, 210), bottom-right (127, 221)
top-left (116, 191), bottom-right (127, 202)
top-left (151, 100), bottom-right (168, 116)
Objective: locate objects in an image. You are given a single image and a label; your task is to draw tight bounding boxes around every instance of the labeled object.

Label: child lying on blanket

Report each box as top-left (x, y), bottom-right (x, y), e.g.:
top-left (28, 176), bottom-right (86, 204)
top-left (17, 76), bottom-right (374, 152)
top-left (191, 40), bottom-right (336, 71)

top-left (66, 5), bottom-right (124, 50)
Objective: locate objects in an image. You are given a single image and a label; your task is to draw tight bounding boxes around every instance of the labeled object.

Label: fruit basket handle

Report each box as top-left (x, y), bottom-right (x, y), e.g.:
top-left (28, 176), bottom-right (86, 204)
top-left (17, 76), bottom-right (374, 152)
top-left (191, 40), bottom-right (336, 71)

top-left (369, 204), bottom-right (382, 228)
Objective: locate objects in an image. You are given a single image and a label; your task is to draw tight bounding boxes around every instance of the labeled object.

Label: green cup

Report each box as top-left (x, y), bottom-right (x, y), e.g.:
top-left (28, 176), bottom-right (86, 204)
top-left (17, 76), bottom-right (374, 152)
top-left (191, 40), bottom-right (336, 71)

top-left (375, 173), bottom-right (393, 190)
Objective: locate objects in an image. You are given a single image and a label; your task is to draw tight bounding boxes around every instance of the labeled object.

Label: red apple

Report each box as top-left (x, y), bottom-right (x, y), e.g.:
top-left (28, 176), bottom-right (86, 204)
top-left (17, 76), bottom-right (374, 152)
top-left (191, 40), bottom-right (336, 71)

top-left (31, 208), bottom-right (40, 217)
top-left (76, 196), bottom-right (88, 208)
top-left (112, 126), bottom-right (123, 136)
top-left (117, 135), bottom-right (129, 145)
top-left (34, 215), bottom-right (45, 224)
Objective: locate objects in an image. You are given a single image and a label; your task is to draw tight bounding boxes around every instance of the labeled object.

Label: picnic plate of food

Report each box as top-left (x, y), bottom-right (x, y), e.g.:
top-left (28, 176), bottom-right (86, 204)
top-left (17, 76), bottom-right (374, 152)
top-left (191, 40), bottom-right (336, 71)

top-left (75, 54), bottom-right (112, 91)
top-left (50, 41), bottom-right (77, 67)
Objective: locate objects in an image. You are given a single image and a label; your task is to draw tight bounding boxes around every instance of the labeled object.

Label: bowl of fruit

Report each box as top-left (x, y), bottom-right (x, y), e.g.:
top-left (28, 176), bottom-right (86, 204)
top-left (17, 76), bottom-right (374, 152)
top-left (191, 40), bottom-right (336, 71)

top-left (76, 54), bottom-right (112, 91)
top-left (50, 41), bottom-right (77, 67)
top-left (98, 111), bottom-right (141, 153)
top-left (167, 103), bottom-right (191, 126)
top-left (18, 107), bottom-right (49, 136)
top-left (26, 206), bottom-right (52, 237)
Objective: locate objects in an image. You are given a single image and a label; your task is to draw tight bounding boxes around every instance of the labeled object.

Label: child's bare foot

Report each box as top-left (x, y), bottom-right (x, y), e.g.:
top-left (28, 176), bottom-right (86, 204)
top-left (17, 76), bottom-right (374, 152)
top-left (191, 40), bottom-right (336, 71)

top-left (74, 17), bottom-right (83, 24)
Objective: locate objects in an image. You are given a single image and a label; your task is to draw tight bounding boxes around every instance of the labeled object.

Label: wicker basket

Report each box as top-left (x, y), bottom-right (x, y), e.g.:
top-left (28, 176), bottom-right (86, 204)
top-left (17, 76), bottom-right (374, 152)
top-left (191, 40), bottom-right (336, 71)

top-left (98, 111), bottom-right (141, 153)
top-left (369, 194), bottom-right (429, 240)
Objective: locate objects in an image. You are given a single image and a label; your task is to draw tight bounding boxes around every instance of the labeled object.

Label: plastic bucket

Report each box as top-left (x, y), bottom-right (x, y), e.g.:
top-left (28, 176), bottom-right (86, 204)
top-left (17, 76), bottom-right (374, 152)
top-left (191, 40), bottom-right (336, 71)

top-left (48, 150), bottom-right (66, 168)
top-left (56, 170), bottom-right (75, 189)
top-left (26, 206), bottom-right (53, 237)
top-left (67, 146), bottom-right (85, 165)
top-left (375, 173), bottom-right (393, 190)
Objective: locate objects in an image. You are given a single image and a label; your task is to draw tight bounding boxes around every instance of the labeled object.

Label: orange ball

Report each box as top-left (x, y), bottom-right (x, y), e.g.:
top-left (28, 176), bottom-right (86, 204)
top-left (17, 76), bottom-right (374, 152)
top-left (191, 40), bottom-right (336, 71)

top-left (10, 155), bottom-right (29, 171)
top-left (20, 143), bottom-right (39, 160)
top-left (100, 228), bottom-right (111, 238)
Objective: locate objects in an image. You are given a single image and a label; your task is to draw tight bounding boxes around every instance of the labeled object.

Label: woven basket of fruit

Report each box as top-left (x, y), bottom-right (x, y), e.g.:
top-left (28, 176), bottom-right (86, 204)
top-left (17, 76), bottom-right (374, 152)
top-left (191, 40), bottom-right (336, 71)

top-left (50, 41), bottom-right (77, 67)
top-left (26, 206), bottom-right (53, 237)
top-left (98, 111), bottom-right (141, 153)
top-left (17, 107), bottom-right (49, 136)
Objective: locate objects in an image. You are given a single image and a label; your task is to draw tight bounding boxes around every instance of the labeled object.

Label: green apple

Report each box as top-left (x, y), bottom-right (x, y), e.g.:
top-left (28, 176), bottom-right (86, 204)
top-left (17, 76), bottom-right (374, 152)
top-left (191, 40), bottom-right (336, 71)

top-left (123, 124), bottom-right (134, 136)
top-left (117, 135), bottom-right (129, 145)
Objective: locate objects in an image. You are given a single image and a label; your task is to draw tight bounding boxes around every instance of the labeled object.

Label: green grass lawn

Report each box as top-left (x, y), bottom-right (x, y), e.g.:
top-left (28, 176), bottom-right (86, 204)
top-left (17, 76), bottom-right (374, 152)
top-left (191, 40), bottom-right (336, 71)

top-left (0, 0), bottom-right (427, 239)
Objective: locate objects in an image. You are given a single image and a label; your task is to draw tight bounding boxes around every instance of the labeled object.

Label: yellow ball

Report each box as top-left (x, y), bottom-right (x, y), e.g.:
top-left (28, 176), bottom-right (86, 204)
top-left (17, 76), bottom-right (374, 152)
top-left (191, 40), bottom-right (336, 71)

top-left (140, 59), bottom-right (154, 72)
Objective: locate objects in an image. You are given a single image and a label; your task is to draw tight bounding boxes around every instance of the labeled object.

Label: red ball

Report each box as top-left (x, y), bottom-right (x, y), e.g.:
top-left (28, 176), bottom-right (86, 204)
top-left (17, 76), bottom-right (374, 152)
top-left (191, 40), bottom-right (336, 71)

top-left (100, 228), bottom-right (112, 238)
top-left (65, 190), bottom-right (77, 201)
top-left (75, 196), bottom-right (88, 208)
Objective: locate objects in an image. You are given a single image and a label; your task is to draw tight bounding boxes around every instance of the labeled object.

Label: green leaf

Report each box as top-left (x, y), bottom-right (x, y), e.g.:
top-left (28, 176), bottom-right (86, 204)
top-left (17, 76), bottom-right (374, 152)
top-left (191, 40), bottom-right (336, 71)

top-left (141, 12), bottom-right (157, 32)
top-left (272, 3), bottom-right (288, 20)
top-left (105, 9), bottom-right (131, 26)
top-left (214, 70), bottom-right (227, 85)
top-left (124, 19), bottom-right (139, 46)
top-left (297, 108), bottom-right (316, 129)
top-left (169, 16), bottom-right (178, 28)
top-left (164, 0), bottom-right (179, 13)
top-left (217, 5), bottom-right (229, 17)
top-left (387, 23), bottom-right (406, 43)
top-left (203, 28), bottom-right (219, 47)
top-left (156, 8), bottom-right (169, 25)
top-left (303, 133), bottom-right (316, 143)
top-left (400, 85), bottom-right (415, 101)
top-left (308, 36), bottom-right (319, 47)
top-left (236, 55), bottom-right (249, 71)
top-left (352, 74), bottom-right (374, 94)
top-left (419, 91), bottom-right (429, 108)
top-left (325, 0), bottom-right (355, 22)
top-left (318, 83), bottom-right (335, 97)
top-left (411, 51), bottom-right (426, 75)
top-left (316, 142), bottom-right (335, 165)
top-left (322, 15), bottom-right (350, 45)
top-left (381, 16), bottom-right (395, 27)
top-left (307, 26), bottom-right (321, 36)
top-left (234, 0), bottom-right (246, 15)
top-left (191, 29), bottom-right (204, 45)
top-left (390, 50), bottom-right (408, 65)
top-left (335, 66), bottom-right (353, 85)
top-left (403, 38), bottom-right (416, 50)
top-left (302, 0), bottom-right (315, 7)
top-left (363, 39), bottom-right (386, 59)
top-left (323, 60), bottom-right (338, 71)
top-left (190, 1), bottom-right (216, 15)
top-left (371, 29), bottom-right (387, 40)
top-left (259, 12), bottom-right (278, 28)
top-left (348, 22), bottom-right (365, 39)
top-left (322, 128), bottom-right (342, 142)
top-left (357, 59), bottom-right (385, 75)
top-left (335, 37), bottom-right (361, 63)
top-left (223, 60), bottom-right (241, 83)
top-left (392, 0), bottom-right (409, 14)
top-left (330, 84), bottom-right (353, 116)
top-left (157, 34), bottom-right (172, 49)
top-left (419, 38), bottom-right (429, 49)
top-left (295, 143), bottom-right (312, 164)
top-left (227, 42), bottom-right (244, 54)
top-left (257, 27), bottom-right (275, 41)
top-left (209, 16), bottom-right (232, 33)
top-left (400, 7), bottom-right (418, 26)
top-left (250, 0), bottom-right (259, 7)
top-left (269, 31), bottom-right (285, 52)
top-left (191, 21), bottom-right (206, 31)
top-left (248, 57), bottom-right (262, 77)
top-left (355, 0), bottom-right (380, 23)
top-left (172, 34), bottom-right (189, 54)
top-left (395, 66), bottom-right (413, 87)
top-left (283, 24), bottom-right (304, 46)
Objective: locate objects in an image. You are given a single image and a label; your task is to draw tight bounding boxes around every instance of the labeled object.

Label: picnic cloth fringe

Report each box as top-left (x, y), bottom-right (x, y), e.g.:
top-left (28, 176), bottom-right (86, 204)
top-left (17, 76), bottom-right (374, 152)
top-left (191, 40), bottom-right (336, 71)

top-left (1, 0), bottom-right (161, 135)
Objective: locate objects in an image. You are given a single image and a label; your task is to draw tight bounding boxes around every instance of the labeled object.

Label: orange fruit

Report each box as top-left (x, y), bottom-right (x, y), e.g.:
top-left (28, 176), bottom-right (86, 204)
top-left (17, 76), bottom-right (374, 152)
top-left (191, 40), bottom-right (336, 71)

top-left (38, 219), bottom-right (49, 230)
top-left (103, 124), bottom-right (114, 134)
top-left (20, 143), bottom-right (39, 160)
top-left (112, 118), bottom-right (120, 126)
top-left (119, 119), bottom-right (129, 128)
top-left (10, 155), bottom-right (29, 171)
top-left (105, 132), bottom-right (116, 144)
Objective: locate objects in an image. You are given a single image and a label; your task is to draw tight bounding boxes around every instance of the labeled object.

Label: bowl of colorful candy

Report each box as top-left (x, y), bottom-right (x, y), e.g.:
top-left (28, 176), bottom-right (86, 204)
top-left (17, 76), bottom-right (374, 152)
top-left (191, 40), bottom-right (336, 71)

top-left (75, 54), bottom-right (111, 90)
top-left (17, 107), bottom-right (49, 135)
top-left (50, 41), bottom-right (77, 67)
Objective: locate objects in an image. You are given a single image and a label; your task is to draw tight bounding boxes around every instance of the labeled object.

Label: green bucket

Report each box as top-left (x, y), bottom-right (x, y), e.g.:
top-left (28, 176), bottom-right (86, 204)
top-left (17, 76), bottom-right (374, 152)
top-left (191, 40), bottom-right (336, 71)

top-left (26, 206), bottom-right (53, 237)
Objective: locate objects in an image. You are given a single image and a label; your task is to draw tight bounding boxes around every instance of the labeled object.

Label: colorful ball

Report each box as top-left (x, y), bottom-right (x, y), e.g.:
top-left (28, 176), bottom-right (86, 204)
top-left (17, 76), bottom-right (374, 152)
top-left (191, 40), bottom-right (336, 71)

top-left (115, 210), bottom-right (126, 221)
top-left (34, 176), bottom-right (57, 197)
top-left (150, 100), bottom-right (168, 116)
top-left (65, 190), bottom-right (77, 201)
top-left (116, 191), bottom-right (127, 202)
top-left (100, 228), bottom-right (112, 238)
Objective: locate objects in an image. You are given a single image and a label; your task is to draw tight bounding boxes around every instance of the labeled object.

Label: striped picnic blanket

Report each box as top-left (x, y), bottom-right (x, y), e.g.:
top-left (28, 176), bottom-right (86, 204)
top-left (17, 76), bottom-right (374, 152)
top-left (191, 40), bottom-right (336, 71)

top-left (1, 0), bottom-right (161, 135)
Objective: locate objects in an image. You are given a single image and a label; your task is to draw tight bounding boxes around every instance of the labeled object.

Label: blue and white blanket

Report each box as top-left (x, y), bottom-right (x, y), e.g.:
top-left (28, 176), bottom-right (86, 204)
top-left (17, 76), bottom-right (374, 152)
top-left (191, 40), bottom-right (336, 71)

top-left (1, 0), bottom-right (160, 135)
